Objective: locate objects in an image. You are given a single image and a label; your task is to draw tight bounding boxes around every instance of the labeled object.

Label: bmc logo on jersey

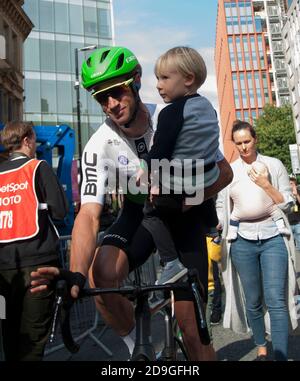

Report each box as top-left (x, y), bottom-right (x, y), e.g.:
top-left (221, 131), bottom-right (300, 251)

top-left (118, 155), bottom-right (129, 165)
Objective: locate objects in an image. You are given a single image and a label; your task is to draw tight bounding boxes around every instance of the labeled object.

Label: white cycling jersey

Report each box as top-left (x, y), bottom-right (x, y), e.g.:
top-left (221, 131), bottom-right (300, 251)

top-left (81, 103), bottom-right (224, 206)
top-left (81, 104), bottom-right (163, 206)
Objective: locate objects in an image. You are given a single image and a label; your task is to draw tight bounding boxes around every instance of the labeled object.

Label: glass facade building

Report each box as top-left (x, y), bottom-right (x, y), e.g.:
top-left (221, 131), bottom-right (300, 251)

top-left (22, 0), bottom-right (114, 155)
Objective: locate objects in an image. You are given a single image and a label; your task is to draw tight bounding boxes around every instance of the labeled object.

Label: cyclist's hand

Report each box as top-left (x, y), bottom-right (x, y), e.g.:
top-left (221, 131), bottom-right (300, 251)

top-left (30, 267), bottom-right (60, 293)
top-left (57, 269), bottom-right (86, 299)
top-left (30, 268), bottom-right (86, 299)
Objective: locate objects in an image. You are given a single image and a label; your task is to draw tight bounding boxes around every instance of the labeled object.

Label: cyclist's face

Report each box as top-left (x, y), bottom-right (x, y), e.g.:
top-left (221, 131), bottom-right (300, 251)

top-left (94, 84), bottom-right (136, 126)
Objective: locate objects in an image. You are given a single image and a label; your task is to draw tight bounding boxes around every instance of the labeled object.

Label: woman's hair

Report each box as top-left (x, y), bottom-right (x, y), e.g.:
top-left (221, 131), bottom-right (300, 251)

top-left (155, 46), bottom-right (207, 88)
top-left (231, 119), bottom-right (256, 142)
top-left (1, 121), bottom-right (35, 152)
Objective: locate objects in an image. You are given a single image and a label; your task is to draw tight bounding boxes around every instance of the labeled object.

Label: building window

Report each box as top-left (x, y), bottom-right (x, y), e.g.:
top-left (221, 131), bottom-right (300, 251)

top-left (57, 81), bottom-right (73, 114)
top-left (230, 53), bottom-right (236, 71)
top-left (240, 73), bottom-right (245, 90)
top-left (84, 6), bottom-right (98, 37)
top-left (236, 111), bottom-right (242, 120)
top-left (69, 4), bottom-right (84, 35)
top-left (241, 89), bottom-right (247, 108)
top-left (232, 73), bottom-right (238, 90)
top-left (244, 110), bottom-right (249, 122)
top-left (234, 89), bottom-right (240, 108)
top-left (55, 41), bottom-right (71, 74)
top-left (257, 35), bottom-right (265, 69)
top-left (41, 80), bottom-right (57, 113)
top-left (39, 0), bottom-right (54, 33)
top-left (40, 39), bottom-right (56, 72)
top-left (24, 38), bottom-right (40, 71)
top-left (97, 8), bottom-right (111, 38)
top-left (55, 2), bottom-right (69, 34)
top-left (251, 110), bottom-right (257, 122)
top-left (25, 79), bottom-right (41, 113)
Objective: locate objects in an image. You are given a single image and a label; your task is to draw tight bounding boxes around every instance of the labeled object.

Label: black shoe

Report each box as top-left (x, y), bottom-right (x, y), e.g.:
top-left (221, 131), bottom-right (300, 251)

top-left (210, 311), bottom-right (222, 325)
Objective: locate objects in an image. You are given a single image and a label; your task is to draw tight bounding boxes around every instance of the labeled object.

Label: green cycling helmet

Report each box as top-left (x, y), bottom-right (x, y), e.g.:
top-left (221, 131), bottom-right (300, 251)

top-left (81, 46), bottom-right (141, 91)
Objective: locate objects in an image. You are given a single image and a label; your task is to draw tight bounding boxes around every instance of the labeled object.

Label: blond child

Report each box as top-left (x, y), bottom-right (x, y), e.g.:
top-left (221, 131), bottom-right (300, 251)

top-left (139, 46), bottom-right (221, 284)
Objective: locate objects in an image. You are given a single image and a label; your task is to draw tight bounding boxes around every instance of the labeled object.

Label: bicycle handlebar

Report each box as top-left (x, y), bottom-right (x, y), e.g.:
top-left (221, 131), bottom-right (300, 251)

top-left (50, 269), bottom-right (210, 354)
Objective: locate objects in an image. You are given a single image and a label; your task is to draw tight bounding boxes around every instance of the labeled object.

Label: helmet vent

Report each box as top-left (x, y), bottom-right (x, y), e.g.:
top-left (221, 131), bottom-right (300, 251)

top-left (86, 57), bottom-right (92, 67)
top-left (100, 50), bottom-right (110, 63)
top-left (116, 53), bottom-right (124, 70)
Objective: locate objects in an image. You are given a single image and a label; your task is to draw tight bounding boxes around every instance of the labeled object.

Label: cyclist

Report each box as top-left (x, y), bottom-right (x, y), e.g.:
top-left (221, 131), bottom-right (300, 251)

top-left (31, 46), bottom-right (233, 360)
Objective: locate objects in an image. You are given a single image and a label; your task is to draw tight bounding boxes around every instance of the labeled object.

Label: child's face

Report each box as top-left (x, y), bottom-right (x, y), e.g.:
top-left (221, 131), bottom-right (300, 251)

top-left (156, 69), bottom-right (194, 103)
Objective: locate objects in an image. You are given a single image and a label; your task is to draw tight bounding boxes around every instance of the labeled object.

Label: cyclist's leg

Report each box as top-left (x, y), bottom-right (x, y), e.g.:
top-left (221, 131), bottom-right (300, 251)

top-left (168, 202), bottom-right (217, 361)
top-left (90, 245), bottom-right (134, 336)
top-left (90, 198), bottom-right (155, 336)
top-left (174, 301), bottom-right (216, 361)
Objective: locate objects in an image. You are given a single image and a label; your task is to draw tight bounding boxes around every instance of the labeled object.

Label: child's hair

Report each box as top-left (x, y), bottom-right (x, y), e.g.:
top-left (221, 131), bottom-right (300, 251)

top-left (155, 46), bottom-right (207, 88)
top-left (231, 119), bottom-right (257, 142)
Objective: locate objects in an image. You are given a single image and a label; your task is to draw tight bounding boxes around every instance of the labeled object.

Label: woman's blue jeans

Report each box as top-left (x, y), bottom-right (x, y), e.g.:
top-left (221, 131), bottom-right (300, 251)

top-left (230, 234), bottom-right (289, 361)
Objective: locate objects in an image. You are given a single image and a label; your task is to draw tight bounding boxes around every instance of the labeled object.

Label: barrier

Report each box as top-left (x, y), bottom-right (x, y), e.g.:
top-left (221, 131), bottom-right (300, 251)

top-left (45, 236), bottom-right (160, 359)
top-left (45, 235), bottom-right (112, 357)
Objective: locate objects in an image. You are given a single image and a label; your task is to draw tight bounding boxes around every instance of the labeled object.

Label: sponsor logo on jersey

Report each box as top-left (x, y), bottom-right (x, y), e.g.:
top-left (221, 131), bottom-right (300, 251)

top-left (137, 142), bottom-right (146, 153)
top-left (118, 155), bottom-right (129, 165)
top-left (83, 152), bottom-right (98, 196)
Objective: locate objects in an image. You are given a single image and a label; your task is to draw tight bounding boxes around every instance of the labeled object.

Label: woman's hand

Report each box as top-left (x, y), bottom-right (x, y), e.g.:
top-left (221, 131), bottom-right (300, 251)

top-left (248, 167), bottom-right (270, 189)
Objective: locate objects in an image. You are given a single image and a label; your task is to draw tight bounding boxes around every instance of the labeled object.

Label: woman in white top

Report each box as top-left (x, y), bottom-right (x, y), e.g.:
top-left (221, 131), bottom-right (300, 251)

top-left (217, 120), bottom-right (298, 361)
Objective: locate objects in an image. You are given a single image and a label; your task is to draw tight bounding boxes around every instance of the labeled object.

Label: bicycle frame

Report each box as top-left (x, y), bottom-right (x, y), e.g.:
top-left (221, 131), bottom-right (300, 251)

top-left (50, 269), bottom-right (210, 361)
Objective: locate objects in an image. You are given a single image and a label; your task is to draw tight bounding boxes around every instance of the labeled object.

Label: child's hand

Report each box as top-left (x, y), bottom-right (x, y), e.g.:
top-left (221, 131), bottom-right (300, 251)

top-left (136, 168), bottom-right (148, 189)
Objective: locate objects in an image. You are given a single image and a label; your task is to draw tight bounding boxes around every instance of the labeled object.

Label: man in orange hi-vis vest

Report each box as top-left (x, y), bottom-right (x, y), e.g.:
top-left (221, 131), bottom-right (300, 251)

top-left (0, 121), bottom-right (68, 361)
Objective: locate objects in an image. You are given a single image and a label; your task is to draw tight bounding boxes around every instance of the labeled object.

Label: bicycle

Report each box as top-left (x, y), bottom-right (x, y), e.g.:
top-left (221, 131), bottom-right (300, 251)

top-left (49, 268), bottom-right (210, 361)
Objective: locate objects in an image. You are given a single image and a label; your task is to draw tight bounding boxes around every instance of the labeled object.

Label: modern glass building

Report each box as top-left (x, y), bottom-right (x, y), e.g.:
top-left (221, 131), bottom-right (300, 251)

top-left (22, 0), bottom-right (114, 156)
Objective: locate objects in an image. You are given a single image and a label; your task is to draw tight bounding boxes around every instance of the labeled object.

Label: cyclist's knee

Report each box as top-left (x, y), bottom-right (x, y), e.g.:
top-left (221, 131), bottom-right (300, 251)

top-left (92, 246), bottom-right (128, 286)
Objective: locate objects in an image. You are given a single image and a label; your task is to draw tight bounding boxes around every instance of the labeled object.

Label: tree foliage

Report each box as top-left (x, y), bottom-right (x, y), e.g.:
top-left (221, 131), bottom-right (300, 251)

top-left (255, 104), bottom-right (296, 173)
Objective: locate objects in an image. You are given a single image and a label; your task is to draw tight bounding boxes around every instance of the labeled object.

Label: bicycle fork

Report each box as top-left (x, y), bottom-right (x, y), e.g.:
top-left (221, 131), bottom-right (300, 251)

top-left (160, 304), bottom-right (177, 361)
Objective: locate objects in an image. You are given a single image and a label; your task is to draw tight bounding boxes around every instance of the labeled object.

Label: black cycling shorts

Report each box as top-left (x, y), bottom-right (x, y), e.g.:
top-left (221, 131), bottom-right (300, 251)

top-left (102, 197), bottom-right (211, 303)
top-left (101, 197), bottom-right (155, 270)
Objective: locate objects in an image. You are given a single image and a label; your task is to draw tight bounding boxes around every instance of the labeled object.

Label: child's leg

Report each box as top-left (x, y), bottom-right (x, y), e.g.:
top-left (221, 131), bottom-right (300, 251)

top-left (226, 218), bottom-right (240, 240)
top-left (142, 214), bottom-right (187, 285)
top-left (271, 209), bottom-right (290, 236)
top-left (142, 214), bottom-right (178, 263)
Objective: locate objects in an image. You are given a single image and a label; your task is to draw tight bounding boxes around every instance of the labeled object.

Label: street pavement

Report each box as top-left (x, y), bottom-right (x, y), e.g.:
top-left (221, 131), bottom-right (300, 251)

top-left (44, 254), bottom-right (300, 362)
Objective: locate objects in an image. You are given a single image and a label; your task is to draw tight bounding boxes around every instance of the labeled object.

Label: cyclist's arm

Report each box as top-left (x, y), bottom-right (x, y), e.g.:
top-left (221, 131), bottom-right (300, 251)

top-left (70, 202), bottom-right (102, 278)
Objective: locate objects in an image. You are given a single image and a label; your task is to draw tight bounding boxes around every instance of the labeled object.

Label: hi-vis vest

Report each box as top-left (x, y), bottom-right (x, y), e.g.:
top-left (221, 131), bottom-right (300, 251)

top-left (0, 159), bottom-right (45, 243)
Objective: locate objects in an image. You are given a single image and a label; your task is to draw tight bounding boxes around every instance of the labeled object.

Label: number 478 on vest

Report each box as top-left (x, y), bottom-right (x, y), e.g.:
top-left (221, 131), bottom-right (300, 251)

top-left (0, 210), bottom-right (13, 229)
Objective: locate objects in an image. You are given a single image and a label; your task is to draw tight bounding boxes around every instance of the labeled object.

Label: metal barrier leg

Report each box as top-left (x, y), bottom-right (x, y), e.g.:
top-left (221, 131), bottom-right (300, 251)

top-left (0, 321), bottom-right (4, 361)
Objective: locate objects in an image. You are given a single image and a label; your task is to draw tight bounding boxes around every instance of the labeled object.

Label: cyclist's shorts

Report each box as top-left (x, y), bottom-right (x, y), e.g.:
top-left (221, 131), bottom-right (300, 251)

top-left (102, 198), bottom-right (210, 303)
top-left (101, 197), bottom-right (155, 270)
